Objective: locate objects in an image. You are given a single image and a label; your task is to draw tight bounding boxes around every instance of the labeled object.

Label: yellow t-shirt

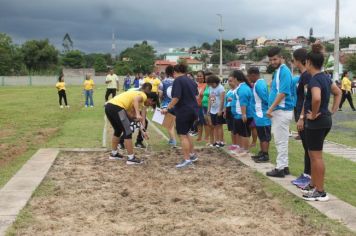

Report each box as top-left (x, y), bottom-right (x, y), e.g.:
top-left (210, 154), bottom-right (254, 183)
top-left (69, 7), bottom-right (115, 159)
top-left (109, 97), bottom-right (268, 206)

top-left (341, 77), bottom-right (351, 92)
top-left (56, 82), bottom-right (66, 91)
top-left (84, 79), bottom-right (95, 90)
top-left (106, 74), bottom-right (119, 89)
top-left (108, 91), bottom-right (147, 110)
top-left (143, 77), bottom-right (161, 93)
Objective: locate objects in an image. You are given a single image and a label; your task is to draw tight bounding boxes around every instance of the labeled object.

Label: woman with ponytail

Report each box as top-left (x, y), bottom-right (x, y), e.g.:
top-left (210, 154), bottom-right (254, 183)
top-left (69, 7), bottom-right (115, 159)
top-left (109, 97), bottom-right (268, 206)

top-left (301, 43), bottom-right (342, 201)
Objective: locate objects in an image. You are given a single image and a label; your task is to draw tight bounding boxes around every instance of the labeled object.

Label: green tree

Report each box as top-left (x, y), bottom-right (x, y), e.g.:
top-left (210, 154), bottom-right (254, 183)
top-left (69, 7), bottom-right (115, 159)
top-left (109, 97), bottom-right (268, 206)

top-left (119, 41), bottom-right (155, 74)
top-left (324, 42), bottom-right (334, 53)
top-left (201, 42), bottom-right (211, 50)
top-left (114, 61), bottom-right (133, 75)
top-left (21, 39), bottom-right (58, 71)
top-left (340, 37), bottom-right (356, 49)
top-left (210, 50), bottom-right (239, 64)
top-left (93, 56), bottom-right (107, 72)
top-left (345, 54), bottom-right (356, 74)
top-left (61, 50), bottom-right (84, 68)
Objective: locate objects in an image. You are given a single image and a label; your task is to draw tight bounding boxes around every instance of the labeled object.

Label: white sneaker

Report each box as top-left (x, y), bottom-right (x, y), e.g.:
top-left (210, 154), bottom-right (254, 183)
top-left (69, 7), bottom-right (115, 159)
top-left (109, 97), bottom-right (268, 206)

top-left (85, 105), bottom-right (88, 108)
top-left (90, 105), bottom-right (94, 108)
top-left (66, 105), bottom-right (70, 108)
top-left (176, 159), bottom-right (193, 169)
top-left (60, 105), bottom-right (64, 109)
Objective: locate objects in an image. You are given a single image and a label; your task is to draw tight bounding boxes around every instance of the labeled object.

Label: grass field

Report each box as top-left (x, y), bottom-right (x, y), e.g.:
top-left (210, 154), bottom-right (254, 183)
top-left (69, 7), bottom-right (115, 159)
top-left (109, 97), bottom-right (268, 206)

top-left (1, 85), bottom-right (356, 235)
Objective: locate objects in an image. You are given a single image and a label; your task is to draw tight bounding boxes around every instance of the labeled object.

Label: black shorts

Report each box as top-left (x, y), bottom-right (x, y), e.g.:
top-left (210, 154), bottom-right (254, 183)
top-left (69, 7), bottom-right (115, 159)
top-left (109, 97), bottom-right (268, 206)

top-left (210, 113), bottom-right (225, 126)
top-left (105, 103), bottom-right (132, 139)
top-left (305, 128), bottom-right (331, 151)
top-left (233, 118), bottom-right (253, 137)
top-left (176, 112), bottom-right (197, 135)
top-left (256, 126), bottom-right (272, 142)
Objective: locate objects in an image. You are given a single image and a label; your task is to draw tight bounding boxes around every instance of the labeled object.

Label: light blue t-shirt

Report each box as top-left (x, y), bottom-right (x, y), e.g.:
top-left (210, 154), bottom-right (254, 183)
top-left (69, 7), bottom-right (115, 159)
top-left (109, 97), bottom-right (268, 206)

top-left (268, 64), bottom-right (294, 111)
top-left (224, 89), bottom-right (235, 108)
top-left (209, 84), bottom-right (225, 114)
top-left (231, 82), bottom-right (253, 119)
top-left (252, 79), bottom-right (271, 127)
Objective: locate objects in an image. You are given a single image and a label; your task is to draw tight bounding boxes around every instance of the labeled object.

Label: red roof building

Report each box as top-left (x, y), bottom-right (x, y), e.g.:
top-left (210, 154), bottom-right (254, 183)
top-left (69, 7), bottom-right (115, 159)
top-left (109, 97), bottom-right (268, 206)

top-left (154, 60), bottom-right (177, 73)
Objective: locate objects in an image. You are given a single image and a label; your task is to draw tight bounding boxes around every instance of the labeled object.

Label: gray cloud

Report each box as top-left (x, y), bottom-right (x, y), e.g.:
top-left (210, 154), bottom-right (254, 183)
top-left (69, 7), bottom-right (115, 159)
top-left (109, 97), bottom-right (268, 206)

top-left (1, 0), bottom-right (355, 53)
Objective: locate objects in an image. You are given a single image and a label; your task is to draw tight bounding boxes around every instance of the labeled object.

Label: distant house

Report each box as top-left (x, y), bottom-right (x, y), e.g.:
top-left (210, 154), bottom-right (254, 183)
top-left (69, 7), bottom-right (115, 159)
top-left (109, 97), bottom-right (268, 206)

top-left (227, 60), bottom-right (242, 70)
top-left (341, 44), bottom-right (356, 54)
top-left (184, 58), bottom-right (204, 72)
top-left (154, 60), bottom-right (177, 73)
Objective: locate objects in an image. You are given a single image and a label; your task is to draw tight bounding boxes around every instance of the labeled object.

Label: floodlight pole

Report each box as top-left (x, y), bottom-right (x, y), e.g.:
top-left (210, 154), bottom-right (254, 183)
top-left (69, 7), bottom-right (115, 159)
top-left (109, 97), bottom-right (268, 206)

top-left (217, 14), bottom-right (224, 78)
top-left (333, 0), bottom-right (340, 81)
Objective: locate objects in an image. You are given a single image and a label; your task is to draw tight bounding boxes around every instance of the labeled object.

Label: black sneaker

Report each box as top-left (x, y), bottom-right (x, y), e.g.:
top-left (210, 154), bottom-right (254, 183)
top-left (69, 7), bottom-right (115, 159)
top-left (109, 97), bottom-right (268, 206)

top-left (300, 184), bottom-right (315, 194)
top-left (266, 168), bottom-right (285, 178)
top-left (135, 142), bottom-right (146, 149)
top-left (190, 154), bottom-right (199, 162)
top-left (109, 152), bottom-right (124, 160)
top-left (303, 189), bottom-right (329, 202)
top-left (126, 156), bottom-right (143, 165)
top-left (213, 142), bottom-right (220, 148)
top-left (251, 151), bottom-right (263, 160)
top-left (254, 154), bottom-right (269, 163)
top-left (219, 143), bottom-right (225, 147)
top-left (284, 167), bottom-right (290, 175)
top-left (118, 143), bottom-right (125, 150)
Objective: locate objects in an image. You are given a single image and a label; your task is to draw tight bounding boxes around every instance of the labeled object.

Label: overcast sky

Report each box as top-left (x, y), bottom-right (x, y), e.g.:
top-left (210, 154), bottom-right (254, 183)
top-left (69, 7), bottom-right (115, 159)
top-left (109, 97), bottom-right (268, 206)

top-left (1, 0), bottom-right (356, 54)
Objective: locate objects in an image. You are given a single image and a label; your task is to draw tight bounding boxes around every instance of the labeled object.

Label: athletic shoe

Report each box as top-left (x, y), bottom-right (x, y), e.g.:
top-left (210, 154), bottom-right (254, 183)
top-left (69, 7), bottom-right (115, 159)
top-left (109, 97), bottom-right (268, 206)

top-left (189, 132), bottom-right (198, 137)
top-left (284, 167), bottom-right (290, 175)
top-left (109, 152), bottom-right (124, 160)
top-left (60, 105), bottom-right (64, 109)
top-left (228, 145), bottom-right (238, 151)
top-left (254, 154), bottom-right (270, 163)
top-left (190, 154), bottom-right (198, 163)
top-left (251, 151), bottom-right (263, 160)
top-left (126, 156), bottom-right (143, 165)
top-left (208, 143), bottom-right (215, 148)
top-left (213, 142), bottom-right (221, 148)
top-left (168, 139), bottom-right (177, 147)
top-left (219, 142), bottom-right (225, 147)
top-left (118, 143), bottom-right (125, 150)
top-left (176, 159), bottom-right (193, 169)
top-left (266, 168), bottom-right (285, 178)
top-left (66, 105), bottom-right (70, 108)
top-left (85, 105), bottom-right (88, 108)
top-left (90, 105), bottom-right (94, 107)
top-left (303, 189), bottom-right (329, 202)
top-left (292, 174), bottom-right (311, 187)
top-left (300, 184), bottom-right (315, 194)
top-left (135, 142), bottom-right (146, 149)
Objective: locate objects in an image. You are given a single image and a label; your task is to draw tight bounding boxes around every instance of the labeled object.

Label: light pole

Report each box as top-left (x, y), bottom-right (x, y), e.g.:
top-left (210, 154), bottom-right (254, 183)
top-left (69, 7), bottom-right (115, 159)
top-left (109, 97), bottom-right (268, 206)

top-left (333, 0), bottom-right (340, 81)
top-left (217, 14), bottom-right (224, 79)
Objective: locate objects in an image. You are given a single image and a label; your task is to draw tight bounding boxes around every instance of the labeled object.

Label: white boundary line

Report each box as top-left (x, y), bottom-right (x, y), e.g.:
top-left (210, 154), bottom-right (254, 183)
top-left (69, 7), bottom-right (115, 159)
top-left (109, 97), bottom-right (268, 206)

top-left (148, 119), bottom-right (170, 141)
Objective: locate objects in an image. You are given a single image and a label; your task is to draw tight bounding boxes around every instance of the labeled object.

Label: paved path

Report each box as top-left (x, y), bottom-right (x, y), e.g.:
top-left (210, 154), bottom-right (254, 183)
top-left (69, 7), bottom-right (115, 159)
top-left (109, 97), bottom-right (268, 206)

top-left (151, 121), bottom-right (356, 233)
top-left (323, 140), bottom-right (356, 162)
top-left (0, 149), bottom-right (59, 235)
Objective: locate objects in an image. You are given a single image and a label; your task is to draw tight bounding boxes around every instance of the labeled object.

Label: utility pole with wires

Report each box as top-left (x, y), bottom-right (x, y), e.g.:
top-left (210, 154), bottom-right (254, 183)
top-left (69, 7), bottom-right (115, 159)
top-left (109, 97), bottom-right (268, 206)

top-left (217, 14), bottom-right (224, 79)
top-left (333, 0), bottom-right (340, 81)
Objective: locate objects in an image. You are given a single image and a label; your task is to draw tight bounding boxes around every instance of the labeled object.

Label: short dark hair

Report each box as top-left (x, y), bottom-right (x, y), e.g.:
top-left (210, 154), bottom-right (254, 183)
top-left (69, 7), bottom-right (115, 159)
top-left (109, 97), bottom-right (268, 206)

top-left (293, 48), bottom-right (308, 66)
top-left (146, 92), bottom-right (159, 108)
top-left (173, 63), bottom-right (188, 74)
top-left (230, 70), bottom-right (252, 88)
top-left (268, 47), bottom-right (282, 57)
top-left (306, 43), bottom-right (324, 70)
top-left (247, 67), bottom-right (260, 75)
top-left (165, 65), bottom-right (174, 77)
top-left (141, 82), bottom-right (152, 91)
top-left (206, 75), bottom-right (220, 84)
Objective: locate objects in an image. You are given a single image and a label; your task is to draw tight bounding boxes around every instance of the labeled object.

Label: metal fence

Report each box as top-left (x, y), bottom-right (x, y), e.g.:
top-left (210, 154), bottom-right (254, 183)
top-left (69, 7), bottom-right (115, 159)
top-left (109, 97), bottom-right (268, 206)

top-left (0, 76), bottom-right (126, 86)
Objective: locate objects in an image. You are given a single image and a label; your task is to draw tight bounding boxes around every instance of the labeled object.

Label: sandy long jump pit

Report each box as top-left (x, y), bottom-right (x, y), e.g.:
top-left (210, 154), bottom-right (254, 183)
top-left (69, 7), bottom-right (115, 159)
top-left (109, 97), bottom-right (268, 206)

top-left (13, 148), bottom-right (331, 236)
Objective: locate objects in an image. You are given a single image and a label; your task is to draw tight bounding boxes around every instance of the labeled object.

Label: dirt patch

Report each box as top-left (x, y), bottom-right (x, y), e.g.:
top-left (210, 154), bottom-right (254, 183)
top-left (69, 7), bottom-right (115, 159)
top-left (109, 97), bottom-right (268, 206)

top-left (0, 128), bottom-right (59, 168)
top-left (14, 149), bottom-right (331, 235)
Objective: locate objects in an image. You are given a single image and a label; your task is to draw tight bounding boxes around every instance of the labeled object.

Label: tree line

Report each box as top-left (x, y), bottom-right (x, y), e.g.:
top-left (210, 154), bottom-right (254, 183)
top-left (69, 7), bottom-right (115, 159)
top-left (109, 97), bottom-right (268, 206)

top-left (0, 33), bottom-right (155, 76)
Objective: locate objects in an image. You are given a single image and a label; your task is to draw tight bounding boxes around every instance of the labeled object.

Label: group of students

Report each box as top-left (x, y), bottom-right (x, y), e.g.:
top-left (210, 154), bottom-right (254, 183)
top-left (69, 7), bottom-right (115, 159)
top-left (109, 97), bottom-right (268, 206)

top-left (56, 44), bottom-right (342, 202)
top-left (55, 74), bottom-right (95, 108)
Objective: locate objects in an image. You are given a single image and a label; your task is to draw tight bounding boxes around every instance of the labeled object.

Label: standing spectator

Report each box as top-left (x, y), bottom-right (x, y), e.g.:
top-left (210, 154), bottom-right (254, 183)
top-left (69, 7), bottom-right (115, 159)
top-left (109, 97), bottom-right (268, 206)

top-left (133, 74), bottom-right (140, 88)
top-left (166, 63), bottom-right (199, 169)
top-left (266, 47), bottom-right (294, 178)
top-left (230, 70), bottom-right (253, 155)
top-left (247, 67), bottom-right (271, 163)
top-left (339, 71), bottom-right (356, 111)
top-left (161, 66), bottom-right (177, 147)
top-left (124, 74), bottom-right (132, 91)
top-left (138, 73), bottom-right (145, 88)
top-left (105, 69), bottom-right (119, 102)
top-left (196, 71), bottom-right (208, 142)
top-left (55, 74), bottom-right (69, 108)
top-left (144, 72), bottom-right (162, 94)
top-left (207, 75), bottom-right (226, 148)
top-left (83, 74), bottom-right (95, 107)
top-left (302, 43), bottom-right (342, 201)
top-left (291, 48), bottom-right (312, 188)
